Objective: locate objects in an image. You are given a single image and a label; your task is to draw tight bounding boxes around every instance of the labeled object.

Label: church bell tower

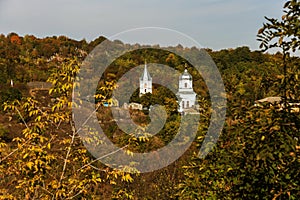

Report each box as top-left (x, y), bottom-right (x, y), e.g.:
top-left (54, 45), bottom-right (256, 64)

top-left (177, 67), bottom-right (197, 112)
top-left (139, 61), bottom-right (152, 96)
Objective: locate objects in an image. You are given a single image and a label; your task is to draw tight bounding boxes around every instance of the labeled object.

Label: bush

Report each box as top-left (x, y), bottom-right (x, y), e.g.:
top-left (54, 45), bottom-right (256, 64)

top-left (0, 124), bottom-right (9, 141)
top-left (0, 87), bottom-right (22, 109)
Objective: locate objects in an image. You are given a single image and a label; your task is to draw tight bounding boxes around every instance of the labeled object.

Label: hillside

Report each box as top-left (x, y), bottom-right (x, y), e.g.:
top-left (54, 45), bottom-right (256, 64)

top-left (0, 26), bottom-right (299, 199)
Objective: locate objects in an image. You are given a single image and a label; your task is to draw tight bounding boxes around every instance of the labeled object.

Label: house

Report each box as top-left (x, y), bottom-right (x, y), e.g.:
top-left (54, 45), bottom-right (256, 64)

top-left (128, 102), bottom-right (143, 110)
top-left (254, 96), bottom-right (300, 112)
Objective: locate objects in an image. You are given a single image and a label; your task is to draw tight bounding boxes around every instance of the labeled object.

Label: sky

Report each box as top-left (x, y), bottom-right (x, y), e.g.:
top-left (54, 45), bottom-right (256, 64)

top-left (0, 0), bottom-right (286, 50)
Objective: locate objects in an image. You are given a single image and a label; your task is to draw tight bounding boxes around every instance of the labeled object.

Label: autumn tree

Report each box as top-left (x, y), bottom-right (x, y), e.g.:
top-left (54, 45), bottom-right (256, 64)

top-left (0, 58), bottom-right (135, 199)
top-left (177, 1), bottom-right (300, 199)
top-left (258, 0), bottom-right (300, 101)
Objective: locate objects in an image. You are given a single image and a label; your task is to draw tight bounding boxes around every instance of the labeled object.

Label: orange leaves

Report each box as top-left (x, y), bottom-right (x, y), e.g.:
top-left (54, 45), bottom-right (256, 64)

top-left (10, 35), bottom-right (21, 45)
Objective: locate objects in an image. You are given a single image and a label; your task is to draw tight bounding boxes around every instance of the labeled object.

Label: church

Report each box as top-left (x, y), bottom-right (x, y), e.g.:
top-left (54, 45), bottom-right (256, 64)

top-left (139, 62), bottom-right (197, 112)
top-left (139, 62), bottom-right (152, 96)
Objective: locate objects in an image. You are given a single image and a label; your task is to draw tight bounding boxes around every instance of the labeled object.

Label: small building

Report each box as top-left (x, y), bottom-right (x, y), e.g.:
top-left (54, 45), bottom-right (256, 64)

top-left (254, 96), bottom-right (282, 106)
top-left (27, 81), bottom-right (52, 97)
top-left (128, 102), bottom-right (143, 110)
top-left (254, 96), bottom-right (300, 113)
top-left (27, 81), bottom-right (52, 90)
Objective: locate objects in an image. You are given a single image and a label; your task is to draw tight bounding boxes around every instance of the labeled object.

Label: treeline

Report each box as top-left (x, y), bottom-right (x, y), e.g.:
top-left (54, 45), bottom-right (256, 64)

top-left (0, 32), bottom-right (288, 102)
top-left (0, 33), bottom-right (106, 84)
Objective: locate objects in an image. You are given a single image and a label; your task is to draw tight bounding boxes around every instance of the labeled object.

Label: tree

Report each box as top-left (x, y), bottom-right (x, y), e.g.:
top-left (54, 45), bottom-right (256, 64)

top-left (258, 0), bottom-right (300, 101)
top-left (176, 1), bottom-right (300, 199)
top-left (0, 58), bottom-right (134, 199)
top-left (258, 1), bottom-right (300, 53)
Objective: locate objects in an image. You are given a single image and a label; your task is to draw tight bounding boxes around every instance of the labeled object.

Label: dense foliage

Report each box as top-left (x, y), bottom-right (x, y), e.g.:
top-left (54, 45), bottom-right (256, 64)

top-left (0, 1), bottom-right (299, 199)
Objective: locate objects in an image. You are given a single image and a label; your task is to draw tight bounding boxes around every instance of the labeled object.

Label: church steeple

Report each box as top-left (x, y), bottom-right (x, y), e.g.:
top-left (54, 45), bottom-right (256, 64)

top-left (139, 61), bottom-right (152, 96)
top-left (177, 65), bottom-right (197, 112)
top-left (141, 61), bottom-right (151, 81)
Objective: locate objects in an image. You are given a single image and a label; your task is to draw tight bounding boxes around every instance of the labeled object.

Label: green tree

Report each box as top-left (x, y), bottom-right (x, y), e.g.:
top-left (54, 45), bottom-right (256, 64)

top-left (258, 0), bottom-right (300, 101)
top-left (177, 1), bottom-right (300, 199)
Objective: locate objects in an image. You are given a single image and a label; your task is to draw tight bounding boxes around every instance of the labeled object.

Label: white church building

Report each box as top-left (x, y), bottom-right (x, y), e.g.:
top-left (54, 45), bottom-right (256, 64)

top-left (139, 62), bottom-right (152, 96)
top-left (139, 63), bottom-right (197, 112)
top-left (176, 69), bottom-right (197, 112)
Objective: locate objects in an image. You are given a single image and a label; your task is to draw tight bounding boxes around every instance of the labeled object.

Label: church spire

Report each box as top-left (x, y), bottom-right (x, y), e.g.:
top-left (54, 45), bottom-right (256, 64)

top-left (139, 60), bottom-right (152, 96)
top-left (141, 60), bottom-right (151, 81)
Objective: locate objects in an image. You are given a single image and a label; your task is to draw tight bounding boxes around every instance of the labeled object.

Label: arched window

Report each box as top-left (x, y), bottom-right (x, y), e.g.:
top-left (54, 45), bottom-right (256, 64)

top-left (185, 83), bottom-right (187, 88)
top-left (187, 101), bottom-right (189, 107)
top-left (182, 101), bottom-right (185, 109)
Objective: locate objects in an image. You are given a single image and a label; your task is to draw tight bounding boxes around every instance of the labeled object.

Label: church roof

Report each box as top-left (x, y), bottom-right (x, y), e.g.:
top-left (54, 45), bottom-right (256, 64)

top-left (140, 62), bottom-right (152, 81)
top-left (179, 69), bottom-right (192, 80)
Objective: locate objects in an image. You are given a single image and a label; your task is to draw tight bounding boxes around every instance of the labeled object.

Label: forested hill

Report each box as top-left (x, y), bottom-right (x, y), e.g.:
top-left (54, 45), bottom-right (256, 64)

top-left (0, 33), bottom-right (105, 83)
top-left (0, 31), bottom-right (299, 199)
top-left (0, 32), bottom-right (293, 104)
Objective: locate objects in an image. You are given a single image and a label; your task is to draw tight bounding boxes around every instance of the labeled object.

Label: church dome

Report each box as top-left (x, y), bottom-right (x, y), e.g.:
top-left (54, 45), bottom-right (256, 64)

top-left (179, 69), bottom-right (192, 80)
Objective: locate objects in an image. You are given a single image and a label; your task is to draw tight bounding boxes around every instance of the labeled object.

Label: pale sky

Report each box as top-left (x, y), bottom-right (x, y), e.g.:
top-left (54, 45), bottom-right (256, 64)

top-left (0, 0), bottom-right (286, 50)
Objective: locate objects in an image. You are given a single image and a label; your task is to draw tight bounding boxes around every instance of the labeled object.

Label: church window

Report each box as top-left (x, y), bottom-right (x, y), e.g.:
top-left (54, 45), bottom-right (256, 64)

top-left (182, 101), bottom-right (185, 109)
top-left (187, 101), bottom-right (189, 107)
top-left (185, 83), bottom-right (187, 88)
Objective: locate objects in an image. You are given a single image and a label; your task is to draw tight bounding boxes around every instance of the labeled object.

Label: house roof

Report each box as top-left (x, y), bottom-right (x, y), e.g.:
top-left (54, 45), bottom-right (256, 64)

top-left (256, 96), bottom-right (282, 103)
